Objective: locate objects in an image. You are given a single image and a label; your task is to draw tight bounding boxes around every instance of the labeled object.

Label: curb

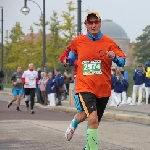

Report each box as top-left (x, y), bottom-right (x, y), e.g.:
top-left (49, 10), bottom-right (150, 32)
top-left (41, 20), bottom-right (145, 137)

top-left (35, 103), bottom-right (150, 125)
top-left (1, 91), bottom-right (150, 125)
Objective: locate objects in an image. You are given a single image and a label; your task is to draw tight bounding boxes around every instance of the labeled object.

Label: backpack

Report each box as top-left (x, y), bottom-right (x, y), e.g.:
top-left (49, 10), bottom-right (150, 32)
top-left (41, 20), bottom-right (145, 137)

top-left (146, 67), bottom-right (150, 78)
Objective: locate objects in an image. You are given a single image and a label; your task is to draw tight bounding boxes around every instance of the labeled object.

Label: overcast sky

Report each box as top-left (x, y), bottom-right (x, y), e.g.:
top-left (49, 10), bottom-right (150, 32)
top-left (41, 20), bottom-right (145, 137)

top-left (0, 0), bottom-right (150, 42)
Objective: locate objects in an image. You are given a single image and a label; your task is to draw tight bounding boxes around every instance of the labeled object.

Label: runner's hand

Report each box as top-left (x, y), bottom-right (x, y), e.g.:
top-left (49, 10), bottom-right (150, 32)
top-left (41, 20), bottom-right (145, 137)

top-left (106, 51), bottom-right (116, 59)
top-left (63, 57), bottom-right (70, 66)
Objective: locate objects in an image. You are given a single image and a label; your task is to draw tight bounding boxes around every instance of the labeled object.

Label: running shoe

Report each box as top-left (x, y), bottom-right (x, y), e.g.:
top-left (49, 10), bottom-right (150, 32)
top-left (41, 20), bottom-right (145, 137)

top-left (16, 107), bottom-right (21, 112)
top-left (7, 101), bottom-right (12, 108)
top-left (65, 120), bottom-right (75, 141)
top-left (31, 110), bottom-right (35, 114)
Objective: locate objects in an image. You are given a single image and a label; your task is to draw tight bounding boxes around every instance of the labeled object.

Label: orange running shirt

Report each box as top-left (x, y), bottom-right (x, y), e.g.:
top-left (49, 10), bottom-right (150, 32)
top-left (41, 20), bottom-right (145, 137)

top-left (69, 34), bottom-right (126, 98)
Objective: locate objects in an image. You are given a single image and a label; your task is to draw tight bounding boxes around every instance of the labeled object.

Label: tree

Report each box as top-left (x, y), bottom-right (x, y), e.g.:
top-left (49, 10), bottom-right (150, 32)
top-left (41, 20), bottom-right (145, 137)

top-left (60, 1), bottom-right (77, 44)
top-left (9, 22), bottom-right (25, 43)
top-left (134, 25), bottom-right (150, 64)
top-left (4, 22), bottom-right (26, 71)
top-left (127, 42), bottom-right (135, 66)
top-left (47, 11), bottom-right (65, 70)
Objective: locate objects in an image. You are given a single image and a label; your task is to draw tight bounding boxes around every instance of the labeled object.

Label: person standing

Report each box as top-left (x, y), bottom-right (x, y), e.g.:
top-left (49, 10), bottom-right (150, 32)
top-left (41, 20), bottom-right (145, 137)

top-left (36, 68), bottom-right (43, 104)
top-left (21, 63), bottom-right (39, 114)
top-left (0, 69), bottom-right (4, 90)
top-left (61, 12), bottom-right (126, 150)
top-left (130, 63), bottom-right (145, 106)
top-left (55, 69), bottom-right (64, 106)
top-left (40, 72), bottom-right (48, 105)
top-left (63, 69), bottom-right (72, 100)
top-left (46, 72), bottom-right (56, 106)
top-left (7, 66), bottom-right (24, 111)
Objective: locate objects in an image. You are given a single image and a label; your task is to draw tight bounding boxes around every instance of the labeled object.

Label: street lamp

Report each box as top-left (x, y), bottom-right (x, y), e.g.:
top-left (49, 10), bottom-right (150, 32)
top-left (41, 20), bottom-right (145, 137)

top-left (0, 6), bottom-right (4, 71)
top-left (21, 0), bottom-right (46, 72)
top-left (77, 0), bottom-right (82, 35)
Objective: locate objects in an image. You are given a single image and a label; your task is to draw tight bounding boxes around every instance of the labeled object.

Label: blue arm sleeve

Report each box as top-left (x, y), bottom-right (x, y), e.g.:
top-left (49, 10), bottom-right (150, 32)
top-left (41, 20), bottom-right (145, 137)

top-left (68, 51), bottom-right (77, 66)
top-left (111, 56), bottom-right (125, 67)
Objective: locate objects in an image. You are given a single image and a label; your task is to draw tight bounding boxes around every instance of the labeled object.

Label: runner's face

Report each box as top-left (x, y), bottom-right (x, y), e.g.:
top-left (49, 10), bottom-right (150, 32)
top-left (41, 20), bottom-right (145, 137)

top-left (85, 17), bottom-right (101, 36)
top-left (29, 65), bottom-right (34, 70)
top-left (17, 67), bottom-right (22, 72)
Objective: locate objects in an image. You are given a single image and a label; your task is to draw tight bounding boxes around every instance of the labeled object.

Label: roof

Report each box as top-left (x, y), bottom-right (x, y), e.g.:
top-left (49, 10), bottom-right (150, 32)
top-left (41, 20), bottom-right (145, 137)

top-left (101, 19), bottom-right (129, 40)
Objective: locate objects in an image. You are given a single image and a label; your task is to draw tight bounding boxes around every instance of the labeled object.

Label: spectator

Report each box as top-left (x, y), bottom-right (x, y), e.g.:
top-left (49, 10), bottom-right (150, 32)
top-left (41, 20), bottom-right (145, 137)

top-left (46, 72), bottom-right (56, 106)
top-left (55, 69), bottom-right (64, 106)
top-left (130, 63), bottom-right (145, 106)
top-left (36, 68), bottom-right (43, 104)
top-left (119, 68), bottom-right (129, 105)
top-left (113, 70), bottom-right (124, 106)
top-left (40, 72), bottom-right (48, 105)
top-left (144, 61), bottom-right (150, 104)
top-left (63, 69), bottom-right (72, 100)
top-left (109, 67), bottom-right (117, 106)
top-left (120, 67), bottom-right (129, 81)
top-left (0, 69), bottom-right (4, 90)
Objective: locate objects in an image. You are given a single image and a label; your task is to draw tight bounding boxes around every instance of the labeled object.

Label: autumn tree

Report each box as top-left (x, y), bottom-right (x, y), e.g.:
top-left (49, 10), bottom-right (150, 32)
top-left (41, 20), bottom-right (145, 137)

top-left (127, 43), bottom-right (135, 66)
top-left (4, 22), bottom-right (26, 71)
top-left (47, 11), bottom-right (64, 69)
top-left (60, 1), bottom-right (77, 44)
top-left (134, 25), bottom-right (150, 64)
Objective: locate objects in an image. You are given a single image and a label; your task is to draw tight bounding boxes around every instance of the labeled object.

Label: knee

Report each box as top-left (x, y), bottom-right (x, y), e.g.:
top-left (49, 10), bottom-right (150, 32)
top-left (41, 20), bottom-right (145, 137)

top-left (88, 112), bottom-right (99, 128)
top-left (25, 95), bottom-right (30, 101)
top-left (77, 112), bottom-right (86, 122)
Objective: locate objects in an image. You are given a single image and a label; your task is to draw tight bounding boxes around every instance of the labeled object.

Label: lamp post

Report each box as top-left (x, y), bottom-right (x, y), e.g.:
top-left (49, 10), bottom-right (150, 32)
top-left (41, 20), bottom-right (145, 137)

top-left (77, 0), bottom-right (82, 35)
top-left (0, 6), bottom-right (4, 90)
top-left (0, 6), bottom-right (4, 71)
top-left (21, 0), bottom-right (46, 72)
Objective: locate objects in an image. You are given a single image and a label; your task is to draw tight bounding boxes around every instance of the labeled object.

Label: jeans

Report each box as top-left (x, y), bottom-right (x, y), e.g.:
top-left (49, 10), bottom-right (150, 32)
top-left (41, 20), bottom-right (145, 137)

top-left (56, 90), bottom-right (62, 105)
top-left (36, 87), bottom-right (43, 103)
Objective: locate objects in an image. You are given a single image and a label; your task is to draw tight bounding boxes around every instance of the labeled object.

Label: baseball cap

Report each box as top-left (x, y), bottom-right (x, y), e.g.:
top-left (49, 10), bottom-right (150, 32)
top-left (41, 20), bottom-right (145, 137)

top-left (85, 12), bottom-right (101, 22)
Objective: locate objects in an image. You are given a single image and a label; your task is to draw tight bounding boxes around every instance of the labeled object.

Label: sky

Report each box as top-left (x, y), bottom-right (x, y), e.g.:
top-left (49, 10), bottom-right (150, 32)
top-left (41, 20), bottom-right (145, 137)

top-left (0, 0), bottom-right (150, 42)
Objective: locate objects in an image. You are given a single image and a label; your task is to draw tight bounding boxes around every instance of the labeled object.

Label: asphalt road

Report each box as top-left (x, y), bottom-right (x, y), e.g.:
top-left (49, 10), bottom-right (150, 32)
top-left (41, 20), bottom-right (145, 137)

top-left (0, 98), bottom-right (150, 150)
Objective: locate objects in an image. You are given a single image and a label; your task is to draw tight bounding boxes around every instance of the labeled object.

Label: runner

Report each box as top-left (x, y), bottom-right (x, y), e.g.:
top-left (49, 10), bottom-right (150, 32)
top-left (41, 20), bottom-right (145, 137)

top-left (60, 12), bottom-right (126, 150)
top-left (21, 63), bottom-right (39, 114)
top-left (7, 66), bottom-right (24, 111)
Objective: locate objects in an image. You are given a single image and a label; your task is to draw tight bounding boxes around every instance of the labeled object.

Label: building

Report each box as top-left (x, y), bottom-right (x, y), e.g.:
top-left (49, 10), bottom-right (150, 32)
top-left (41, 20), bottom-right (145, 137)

top-left (101, 19), bottom-right (130, 56)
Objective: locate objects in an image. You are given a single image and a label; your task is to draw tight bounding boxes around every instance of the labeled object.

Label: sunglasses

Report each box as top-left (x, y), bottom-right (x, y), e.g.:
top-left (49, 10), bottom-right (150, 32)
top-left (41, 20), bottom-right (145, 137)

top-left (87, 20), bottom-right (100, 25)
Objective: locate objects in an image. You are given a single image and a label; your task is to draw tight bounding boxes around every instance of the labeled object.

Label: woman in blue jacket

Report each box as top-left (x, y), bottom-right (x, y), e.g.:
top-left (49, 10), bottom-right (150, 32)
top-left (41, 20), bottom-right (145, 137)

top-left (113, 70), bottom-right (124, 106)
top-left (46, 72), bottom-right (56, 106)
top-left (130, 63), bottom-right (145, 106)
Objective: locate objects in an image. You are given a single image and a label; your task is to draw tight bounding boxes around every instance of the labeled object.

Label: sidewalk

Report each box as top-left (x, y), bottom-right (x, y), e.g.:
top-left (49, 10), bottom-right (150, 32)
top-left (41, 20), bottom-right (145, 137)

top-left (1, 88), bottom-right (150, 125)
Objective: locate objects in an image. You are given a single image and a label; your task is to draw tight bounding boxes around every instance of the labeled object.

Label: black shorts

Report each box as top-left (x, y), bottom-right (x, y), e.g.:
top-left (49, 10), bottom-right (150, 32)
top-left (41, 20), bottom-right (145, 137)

top-left (78, 92), bottom-right (109, 122)
top-left (24, 88), bottom-right (36, 97)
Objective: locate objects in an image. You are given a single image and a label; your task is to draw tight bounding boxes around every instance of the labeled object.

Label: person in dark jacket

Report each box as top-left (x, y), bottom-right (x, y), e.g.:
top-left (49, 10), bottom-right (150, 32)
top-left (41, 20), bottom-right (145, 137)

top-left (0, 69), bottom-right (4, 90)
top-left (36, 68), bottom-right (44, 104)
top-left (109, 67), bottom-right (117, 106)
top-left (55, 69), bottom-right (64, 106)
top-left (130, 63), bottom-right (145, 106)
top-left (113, 70), bottom-right (125, 106)
top-left (46, 72), bottom-right (56, 106)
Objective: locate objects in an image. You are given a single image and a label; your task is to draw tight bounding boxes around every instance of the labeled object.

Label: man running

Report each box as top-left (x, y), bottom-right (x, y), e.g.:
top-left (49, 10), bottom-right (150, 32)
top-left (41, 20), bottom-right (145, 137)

top-left (60, 12), bottom-right (126, 150)
top-left (21, 63), bottom-right (39, 114)
top-left (7, 66), bottom-right (24, 111)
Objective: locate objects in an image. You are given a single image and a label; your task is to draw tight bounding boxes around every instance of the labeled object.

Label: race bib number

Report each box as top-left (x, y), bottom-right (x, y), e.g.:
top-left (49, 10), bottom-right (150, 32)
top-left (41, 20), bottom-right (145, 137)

top-left (82, 60), bottom-right (102, 75)
top-left (29, 76), bottom-right (35, 81)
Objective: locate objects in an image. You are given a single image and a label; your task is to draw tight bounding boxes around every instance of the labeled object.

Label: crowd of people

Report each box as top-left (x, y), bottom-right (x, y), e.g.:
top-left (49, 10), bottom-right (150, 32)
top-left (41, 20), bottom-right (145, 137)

top-left (109, 62), bottom-right (150, 107)
top-left (7, 63), bottom-right (73, 114)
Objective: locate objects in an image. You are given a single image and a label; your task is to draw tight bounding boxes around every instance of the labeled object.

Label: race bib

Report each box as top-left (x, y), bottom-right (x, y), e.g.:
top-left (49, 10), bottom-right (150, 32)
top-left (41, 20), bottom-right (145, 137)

top-left (29, 76), bottom-right (35, 81)
top-left (82, 60), bottom-right (102, 75)
top-left (16, 78), bottom-right (21, 83)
